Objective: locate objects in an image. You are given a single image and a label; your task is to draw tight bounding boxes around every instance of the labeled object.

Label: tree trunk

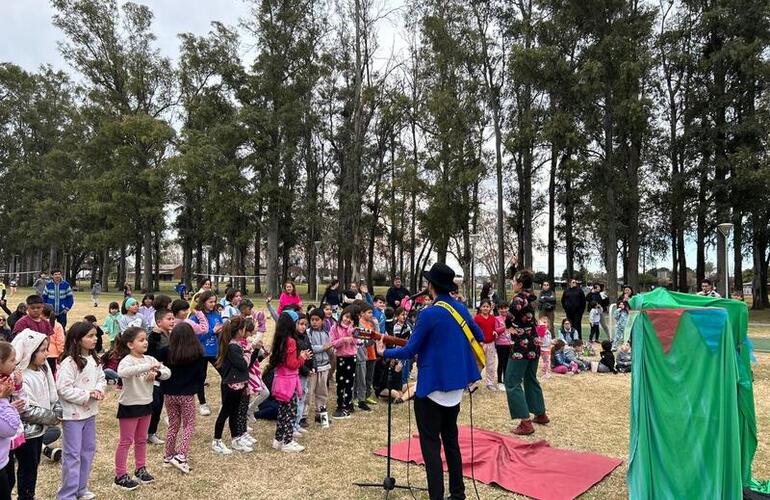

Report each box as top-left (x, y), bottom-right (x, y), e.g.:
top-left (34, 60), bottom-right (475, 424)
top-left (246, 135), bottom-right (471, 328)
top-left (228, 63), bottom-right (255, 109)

top-left (116, 246), bottom-right (126, 290)
top-left (143, 228), bottom-right (153, 292)
top-left (751, 214), bottom-right (769, 309)
top-left (563, 154), bottom-right (575, 280)
top-left (153, 229), bottom-right (160, 291)
top-left (732, 211), bottom-right (742, 294)
top-left (603, 89), bottom-right (618, 298)
top-left (101, 248), bottom-right (110, 293)
top-left (134, 240), bottom-right (143, 292)
top-left (547, 143), bottom-right (557, 282)
top-left (266, 218), bottom-right (280, 296)
top-left (254, 220), bottom-right (262, 295)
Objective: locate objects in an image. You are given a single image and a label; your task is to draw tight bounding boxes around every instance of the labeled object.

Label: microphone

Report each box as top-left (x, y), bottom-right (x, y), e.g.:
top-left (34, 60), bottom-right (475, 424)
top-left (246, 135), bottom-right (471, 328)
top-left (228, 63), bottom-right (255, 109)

top-left (408, 289), bottom-right (429, 302)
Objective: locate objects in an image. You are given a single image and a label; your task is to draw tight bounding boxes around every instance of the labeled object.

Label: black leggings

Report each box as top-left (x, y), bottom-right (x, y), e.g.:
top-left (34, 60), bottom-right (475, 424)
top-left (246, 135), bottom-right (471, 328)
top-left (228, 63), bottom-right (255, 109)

top-left (214, 385), bottom-right (245, 440)
top-left (275, 399), bottom-right (297, 444)
top-left (197, 357), bottom-right (218, 405)
top-left (496, 345), bottom-right (511, 383)
top-left (147, 385), bottom-right (163, 435)
top-left (8, 436), bottom-right (42, 500)
top-left (0, 462), bottom-right (11, 500)
top-left (336, 356), bottom-right (355, 410)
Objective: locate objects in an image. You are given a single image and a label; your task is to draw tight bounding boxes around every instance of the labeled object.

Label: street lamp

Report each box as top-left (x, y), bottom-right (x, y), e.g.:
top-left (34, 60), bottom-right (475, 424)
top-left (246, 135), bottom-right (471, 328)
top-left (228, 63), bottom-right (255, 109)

top-left (717, 223), bottom-right (733, 296)
top-left (314, 240), bottom-right (322, 303)
top-left (470, 233), bottom-right (480, 307)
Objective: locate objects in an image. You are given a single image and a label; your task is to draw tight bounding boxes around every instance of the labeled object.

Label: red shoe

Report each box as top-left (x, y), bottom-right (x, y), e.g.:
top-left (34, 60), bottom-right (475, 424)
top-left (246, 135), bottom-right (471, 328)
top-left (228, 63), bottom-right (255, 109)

top-left (533, 414), bottom-right (550, 425)
top-left (512, 419), bottom-right (535, 435)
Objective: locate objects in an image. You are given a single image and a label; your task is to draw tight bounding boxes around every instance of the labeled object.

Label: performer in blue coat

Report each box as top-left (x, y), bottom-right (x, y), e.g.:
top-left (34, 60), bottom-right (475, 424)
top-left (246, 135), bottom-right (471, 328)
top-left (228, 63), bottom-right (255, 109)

top-left (384, 262), bottom-right (484, 500)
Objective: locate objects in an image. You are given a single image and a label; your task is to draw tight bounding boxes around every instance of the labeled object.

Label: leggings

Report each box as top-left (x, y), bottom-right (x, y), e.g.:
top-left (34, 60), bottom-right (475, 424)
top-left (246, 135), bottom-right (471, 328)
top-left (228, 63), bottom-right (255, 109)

top-left (115, 415), bottom-right (151, 477)
top-left (235, 396), bottom-right (249, 437)
top-left (496, 345), bottom-right (511, 383)
top-left (0, 462), bottom-right (11, 500)
top-left (197, 357), bottom-right (218, 405)
top-left (214, 385), bottom-right (244, 440)
top-left (163, 394), bottom-right (196, 459)
top-left (275, 398), bottom-right (297, 444)
top-left (335, 356), bottom-right (355, 410)
top-left (147, 385), bottom-right (163, 435)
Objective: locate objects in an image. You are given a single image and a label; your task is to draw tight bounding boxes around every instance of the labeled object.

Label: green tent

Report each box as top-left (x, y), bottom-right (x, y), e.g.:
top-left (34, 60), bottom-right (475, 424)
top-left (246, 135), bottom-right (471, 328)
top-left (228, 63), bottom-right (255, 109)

top-left (627, 288), bottom-right (757, 500)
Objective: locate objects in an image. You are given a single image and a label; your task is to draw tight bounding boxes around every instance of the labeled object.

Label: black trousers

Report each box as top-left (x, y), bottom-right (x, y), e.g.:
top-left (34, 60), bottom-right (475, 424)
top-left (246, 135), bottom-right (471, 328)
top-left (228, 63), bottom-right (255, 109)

top-left (0, 462), bottom-right (11, 500)
top-left (197, 357), bottom-right (217, 404)
top-left (336, 356), bottom-right (355, 410)
top-left (9, 436), bottom-right (42, 500)
top-left (496, 345), bottom-right (511, 383)
top-left (214, 385), bottom-right (243, 440)
top-left (589, 324), bottom-right (600, 342)
top-left (566, 312), bottom-right (583, 340)
top-left (147, 384), bottom-right (163, 435)
top-left (413, 396), bottom-right (465, 500)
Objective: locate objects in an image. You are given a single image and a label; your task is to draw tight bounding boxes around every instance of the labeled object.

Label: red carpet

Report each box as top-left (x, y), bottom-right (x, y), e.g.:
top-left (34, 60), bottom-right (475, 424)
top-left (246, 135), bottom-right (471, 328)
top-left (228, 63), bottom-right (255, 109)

top-left (375, 426), bottom-right (623, 500)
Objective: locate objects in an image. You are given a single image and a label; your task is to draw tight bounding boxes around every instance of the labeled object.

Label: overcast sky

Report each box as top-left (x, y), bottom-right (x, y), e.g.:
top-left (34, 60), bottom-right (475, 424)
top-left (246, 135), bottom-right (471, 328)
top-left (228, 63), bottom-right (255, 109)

top-left (1, 0), bottom-right (730, 279)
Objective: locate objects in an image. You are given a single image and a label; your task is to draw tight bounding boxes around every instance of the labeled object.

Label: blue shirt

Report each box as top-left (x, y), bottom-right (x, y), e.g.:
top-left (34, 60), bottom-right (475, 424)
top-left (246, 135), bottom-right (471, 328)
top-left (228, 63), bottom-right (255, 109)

top-left (384, 294), bottom-right (484, 398)
top-left (190, 310), bottom-right (223, 357)
top-left (373, 309), bottom-right (386, 334)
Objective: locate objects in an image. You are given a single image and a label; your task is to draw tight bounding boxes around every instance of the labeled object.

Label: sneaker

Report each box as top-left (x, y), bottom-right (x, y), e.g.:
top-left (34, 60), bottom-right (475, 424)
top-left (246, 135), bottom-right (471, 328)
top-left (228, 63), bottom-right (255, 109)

top-left (170, 455), bottom-right (191, 474)
top-left (295, 426), bottom-right (308, 434)
top-left (281, 441), bottom-right (305, 453)
top-left (357, 401), bottom-right (372, 412)
top-left (486, 384), bottom-right (497, 391)
top-left (292, 430), bottom-right (303, 439)
top-left (231, 437), bottom-right (253, 453)
top-left (272, 439), bottom-right (283, 450)
top-left (77, 491), bottom-right (97, 500)
top-left (496, 383), bottom-right (506, 391)
top-left (332, 409), bottom-right (350, 420)
top-left (241, 434), bottom-right (257, 446)
top-left (134, 466), bottom-right (155, 483)
top-left (512, 419), bottom-right (535, 436)
top-left (532, 414), bottom-right (550, 425)
top-left (199, 403), bottom-right (211, 416)
top-left (147, 434), bottom-right (165, 445)
top-left (299, 417), bottom-right (309, 428)
top-left (211, 439), bottom-right (233, 455)
top-left (162, 456), bottom-right (173, 468)
top-left (114, 474), bottom-right (139, 491)
top-left (366, 396), bottom-right (378, 405)
top-left (43, 446), bottom-right (62, 462)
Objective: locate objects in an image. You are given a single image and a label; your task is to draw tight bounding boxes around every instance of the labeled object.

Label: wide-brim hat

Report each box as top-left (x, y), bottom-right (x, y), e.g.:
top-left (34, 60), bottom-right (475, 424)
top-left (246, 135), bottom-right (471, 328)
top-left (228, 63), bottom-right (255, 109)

top-left (422, 262), bottom-right (458, 292)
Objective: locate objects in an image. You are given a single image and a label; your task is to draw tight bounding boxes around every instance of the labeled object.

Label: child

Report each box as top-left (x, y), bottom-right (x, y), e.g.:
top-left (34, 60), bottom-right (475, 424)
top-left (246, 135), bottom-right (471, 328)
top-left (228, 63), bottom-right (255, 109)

top-left (170, 299), bottom-right (208, 334)
top-left (537, 317), bottom-right (553, 377)
top-left (269, 311), bottom-right (311, 452)
top-left (384, 307), bottom-right (395, 336)
top-left (329, 307), bottom-right (357, 419)
top-left (551, 340), bottom-right (579, 374)
top-left (0, 358), bottom-right (21, 500)
top-left (211, 317), bottom-right (252, 454)
top-left (157, 323), bottom-right (206, 474)
top-left (612, 300), bottom-right (629, 351)
top-left (102, 302), bottom-right (122, 351)
top-left (233, 319), bottom-right (258, 447)
top-left (189, 291), bottom-right (224, 416)
top-left (355, 303), bottom-right (377, 410)
top-left (588, 301), bottom-right (602, 343)
top-left (114, 327), bottom-right (170, 490)
top-left (322, 304), bottom-right (336, 333)
top-left (294, 314), bottom-right (313, 432)
top-left (559, 318), bottom-right (577, 344)
top-left (146, 310), bottom-right (175, 446)
top-left (307, 309), bottom-right (333, 426)
top-left (474, 299), bottom-right (498, 390)
top-left (88, 282), bottom-right (100, 309)
top-left (12, 331), bottom-right (61, 500)
top-left (597, 340), bottom-right (616, 373)
top-left (83, 315), bottom-right (104, 354)
top-left (56, 322), bottom-right (106, 500)
top-left (392, 307), bottom-right (414, 386)
top-left (138, 294), bottom-right (155, 330)
top-left (101, 348), bottom-right (121, 385)
top-left (119, 298), bottom-right (145, 334)
top-left (494, 303), bottom-right (512, 390)
top-left (616, 342), bottom-right (632, 373)
top-left (277, 281), bottom-right (303, 314)
top-left (221, 290), bottom-right (242, 320)
top-left (11, 296), bottom-right (52, 337)
top-left (42, 305), bottom-right (65, 377)
top-left (373, 296), bottom-right (387, 334)
top-left (564, 340), bottom-right (589, 371)
top-left (245, 317), bottom-right (269, 424)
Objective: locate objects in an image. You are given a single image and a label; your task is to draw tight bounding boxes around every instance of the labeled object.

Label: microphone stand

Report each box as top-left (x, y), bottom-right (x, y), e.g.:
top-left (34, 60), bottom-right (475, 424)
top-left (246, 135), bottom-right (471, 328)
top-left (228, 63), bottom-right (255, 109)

top-left (353, 362), bottom-right (426, 494)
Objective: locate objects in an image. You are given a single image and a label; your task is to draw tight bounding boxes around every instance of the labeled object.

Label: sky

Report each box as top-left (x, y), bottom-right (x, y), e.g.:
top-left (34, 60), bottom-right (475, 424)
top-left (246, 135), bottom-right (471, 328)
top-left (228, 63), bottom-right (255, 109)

top-left (0, 0), bottom-right (734, 279)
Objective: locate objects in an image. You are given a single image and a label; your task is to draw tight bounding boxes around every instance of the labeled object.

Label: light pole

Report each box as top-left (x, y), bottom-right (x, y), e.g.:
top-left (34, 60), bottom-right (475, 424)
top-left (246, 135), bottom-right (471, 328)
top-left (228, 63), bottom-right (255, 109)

top-left (470, 233), bottom-right (480, 308)
top-left (717, 223), bottom-right (733, 296)
top-left (314, 240), bottom-right (322, 303)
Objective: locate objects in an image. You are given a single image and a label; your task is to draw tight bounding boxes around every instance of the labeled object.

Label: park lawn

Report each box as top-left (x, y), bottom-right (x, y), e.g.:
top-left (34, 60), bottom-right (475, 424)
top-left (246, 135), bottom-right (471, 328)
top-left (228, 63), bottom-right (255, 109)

top-left (19, 289), bottom-right (770, 499)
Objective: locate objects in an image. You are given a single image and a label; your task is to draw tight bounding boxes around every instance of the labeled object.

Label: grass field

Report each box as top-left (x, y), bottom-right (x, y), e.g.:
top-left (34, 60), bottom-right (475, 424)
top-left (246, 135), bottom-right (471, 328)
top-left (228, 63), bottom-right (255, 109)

top-left (5, 288), bottom-right (767, 499)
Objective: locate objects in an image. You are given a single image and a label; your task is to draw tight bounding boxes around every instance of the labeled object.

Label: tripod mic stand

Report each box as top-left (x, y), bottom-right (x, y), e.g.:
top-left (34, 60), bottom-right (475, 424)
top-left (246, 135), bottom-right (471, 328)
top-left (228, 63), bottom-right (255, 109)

top-left (353, 362), bottom-right (426, 495)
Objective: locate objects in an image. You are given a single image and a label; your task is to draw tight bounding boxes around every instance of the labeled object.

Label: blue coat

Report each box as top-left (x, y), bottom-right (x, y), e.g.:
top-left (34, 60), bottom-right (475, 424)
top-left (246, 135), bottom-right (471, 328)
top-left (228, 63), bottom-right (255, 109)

top-left (190, 310), bottom-right (223, 358)
top-left (384, 294), bottom-right (484, 398)
top-left (43, 280), bottom-right (74, 315)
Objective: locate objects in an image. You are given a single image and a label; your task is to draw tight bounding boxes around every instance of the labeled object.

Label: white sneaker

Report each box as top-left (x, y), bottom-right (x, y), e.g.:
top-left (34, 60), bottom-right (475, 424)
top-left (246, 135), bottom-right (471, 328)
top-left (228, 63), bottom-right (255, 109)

top-left (281, 441), bottom-right (305, 453)
top-left (77, 492), bottom-right (97, 500)
top-left (241, 434), bottom-right (256, 446)
top-left (497, 383), bottom-right (506, 391)
top-left (272, 439), bottom-right (283, 450)
top-left (293, 430), bottom-right (303, 438)
top-left (199, 404), bottom-right (211, 416)
top-left (211, 439), bottom-right (233, 455)
top-left (147, 434), bottom-right (165, 445)
top-left (248, 414), bottom-right (257, 424)
top-left (231, 437), bottom-right (253, 453)
top-left (246, 425), bottom-right (253, 432)
top-left (295, 427), bottom-right (308, 434)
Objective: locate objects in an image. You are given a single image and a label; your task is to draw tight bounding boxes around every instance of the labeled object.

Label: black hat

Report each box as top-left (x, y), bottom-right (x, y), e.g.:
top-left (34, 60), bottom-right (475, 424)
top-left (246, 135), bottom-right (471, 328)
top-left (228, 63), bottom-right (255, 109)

top-left (422, 263), bottom-right (458, 292)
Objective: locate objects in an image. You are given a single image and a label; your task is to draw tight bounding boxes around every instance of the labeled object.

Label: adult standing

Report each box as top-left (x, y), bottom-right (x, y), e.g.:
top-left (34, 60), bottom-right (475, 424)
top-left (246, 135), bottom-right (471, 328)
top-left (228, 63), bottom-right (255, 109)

top-left (385, 277), bottom-right (411, 310)
top-left (320, 280), bottom-right (342, 309)
top-left (32, 272), bottom-right (47, 297)
top-left (42, 270), bottom-right (73, 329)
top-left (90, 281), bottom-right (101, 308)
top-left (536, 281), bottom-right (556, 328)
top-left (505, 269), bottom-right (549, 436)
top-left (697, 279), bottom-right (720, 298)
top-left (383, 263), bottom-right (483, 500)
top-left (619, 285), bottom-right (635, 302)
top-left (561, 278), bottom-right (586, 340)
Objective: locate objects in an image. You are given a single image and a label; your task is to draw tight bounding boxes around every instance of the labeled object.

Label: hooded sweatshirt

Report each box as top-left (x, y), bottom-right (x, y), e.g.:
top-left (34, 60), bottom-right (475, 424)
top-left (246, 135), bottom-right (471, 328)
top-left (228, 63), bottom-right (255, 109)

top-left (330, 322), bottom-right (357, 358)
top-left (12, 330), bottom-right (60, 439)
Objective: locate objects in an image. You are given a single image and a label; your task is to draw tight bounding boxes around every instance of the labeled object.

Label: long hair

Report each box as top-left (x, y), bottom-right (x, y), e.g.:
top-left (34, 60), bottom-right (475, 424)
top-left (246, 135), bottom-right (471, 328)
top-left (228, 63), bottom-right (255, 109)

top-left (268, 313), bottom-right (298, 369)
top-left (153, 294), bottom-right (172, 311)
top-left (115, 327), bottom-right (145, 360)
top-left (197, 290), bottom-right (217, 312)
top-left (141, 293), bottom-right (155, 307)
top-left (60, 321), bottom-right (100, 371)
top-left (215, 316), bottom-right (246, 368)
top-left (0, 342), bottom-right (13, 365)
top-left (168, 323), bottom-right (204, 365)
top-left (42, 304), bottom-right (56, 327)
top-left (282, 280), bottom-right (297, 297)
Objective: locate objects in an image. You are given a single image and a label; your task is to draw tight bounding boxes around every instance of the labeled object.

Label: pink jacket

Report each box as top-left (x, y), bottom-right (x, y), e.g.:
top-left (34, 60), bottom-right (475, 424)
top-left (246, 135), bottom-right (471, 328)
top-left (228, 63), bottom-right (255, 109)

top-left (272, 337), bottom-right (303, 403)
top-left (175, 311), bottom-right (208, 335)
top-left (277, 293), bottom-right (302, 314)
top-left (494, 315), bottom-right (512, 346)
top-left (330, 322), bottom-right (357, 357)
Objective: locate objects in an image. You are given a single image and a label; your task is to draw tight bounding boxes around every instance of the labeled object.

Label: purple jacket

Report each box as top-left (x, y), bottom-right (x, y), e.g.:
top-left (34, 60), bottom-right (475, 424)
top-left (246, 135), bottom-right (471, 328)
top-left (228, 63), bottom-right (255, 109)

top-left (0, 398), bottom-right (21, 469)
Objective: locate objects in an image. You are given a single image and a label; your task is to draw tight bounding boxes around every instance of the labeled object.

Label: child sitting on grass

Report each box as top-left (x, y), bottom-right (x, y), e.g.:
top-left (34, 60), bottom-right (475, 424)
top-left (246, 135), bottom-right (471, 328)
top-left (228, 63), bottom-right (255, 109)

top-left (565, 340), bottom-right (589, 371)
top-left (597, 340), bottom-right (616, 373)
top-left (616, 342), bottom-right (632, 373)
top-left (551, 340), bottom-right (579, 374)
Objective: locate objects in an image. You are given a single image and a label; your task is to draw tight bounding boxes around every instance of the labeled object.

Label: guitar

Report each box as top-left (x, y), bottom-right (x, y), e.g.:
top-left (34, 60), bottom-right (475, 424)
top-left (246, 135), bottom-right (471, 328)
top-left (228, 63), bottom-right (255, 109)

top-left (353, 328), bottom-right (408, 347)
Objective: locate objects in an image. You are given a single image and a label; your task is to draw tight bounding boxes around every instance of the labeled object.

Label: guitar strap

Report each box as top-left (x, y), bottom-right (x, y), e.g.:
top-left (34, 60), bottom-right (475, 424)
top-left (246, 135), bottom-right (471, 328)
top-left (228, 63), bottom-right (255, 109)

top-left (434, 301), bottom-right (486, 370)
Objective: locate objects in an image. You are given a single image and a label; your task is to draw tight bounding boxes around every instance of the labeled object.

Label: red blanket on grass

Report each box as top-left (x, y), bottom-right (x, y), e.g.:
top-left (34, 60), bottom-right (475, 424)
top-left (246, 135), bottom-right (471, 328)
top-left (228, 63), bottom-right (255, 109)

top-left (374, 426), bottom-right (623, 500)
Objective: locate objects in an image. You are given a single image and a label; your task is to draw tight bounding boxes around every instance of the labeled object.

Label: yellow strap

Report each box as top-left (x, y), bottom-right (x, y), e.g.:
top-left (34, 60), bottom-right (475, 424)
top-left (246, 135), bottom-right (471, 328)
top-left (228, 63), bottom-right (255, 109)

top-left (434, 301), bottom-right (486, 370)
